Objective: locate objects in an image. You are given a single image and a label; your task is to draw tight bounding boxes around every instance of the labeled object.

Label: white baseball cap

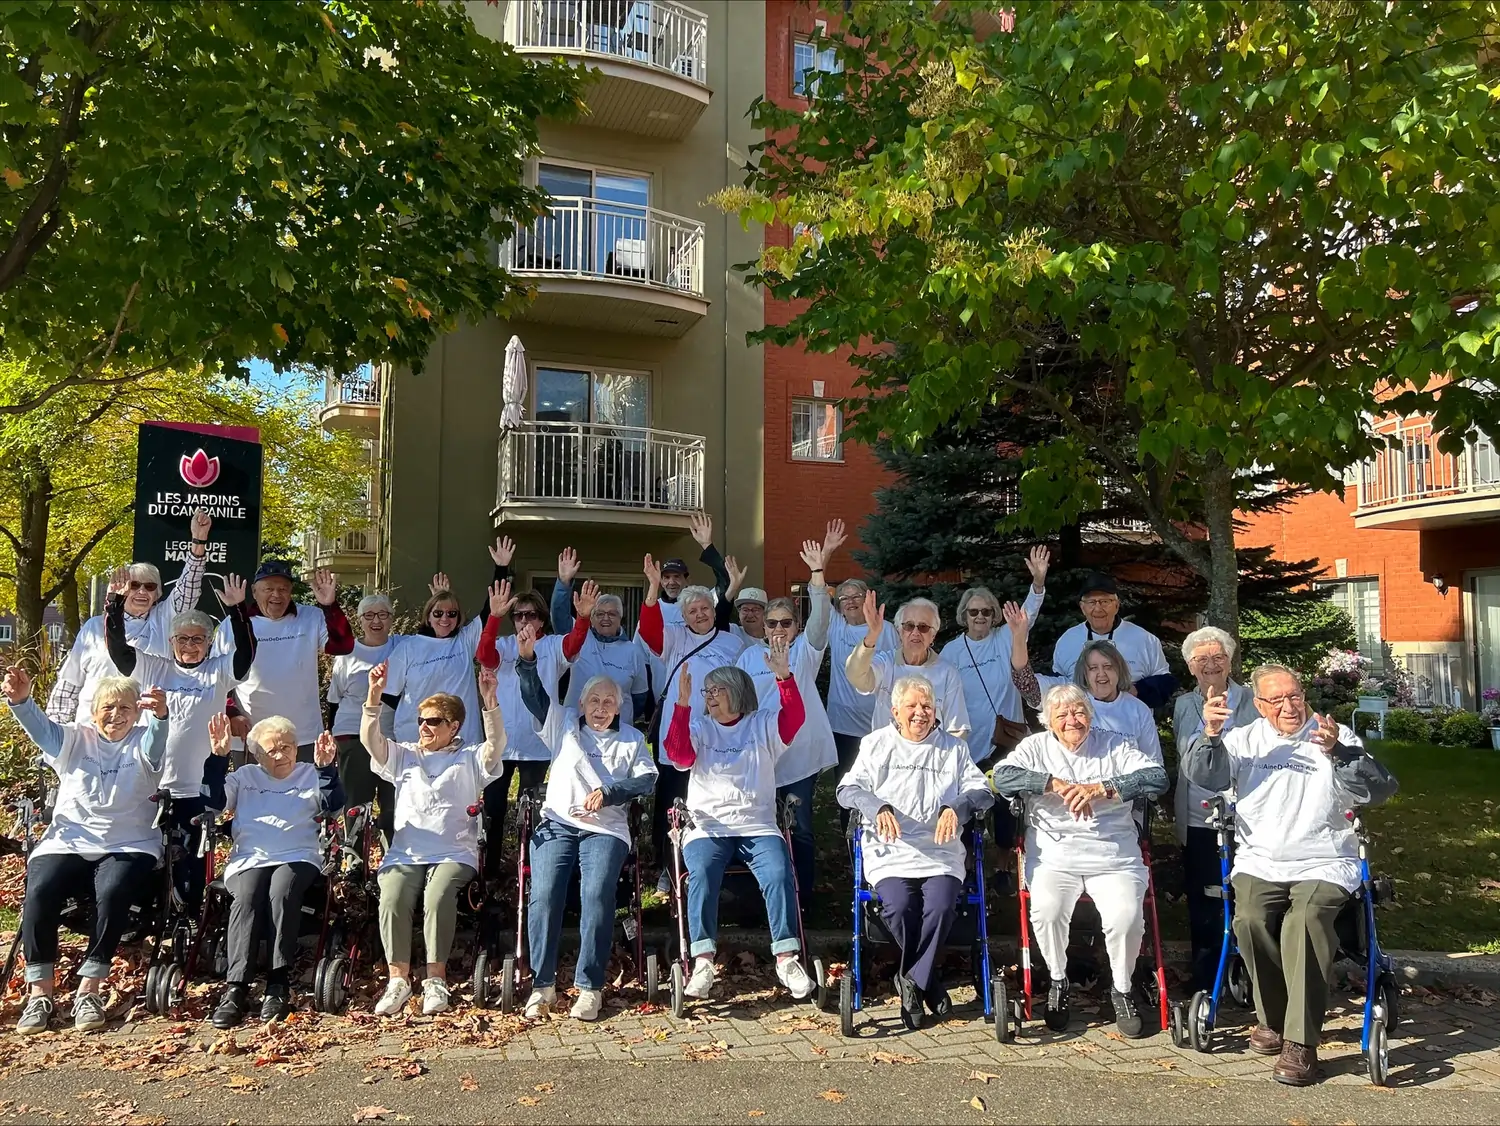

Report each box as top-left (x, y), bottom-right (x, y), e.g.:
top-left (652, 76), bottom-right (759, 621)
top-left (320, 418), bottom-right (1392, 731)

top-left (735, 587), bottom-right (769, 607)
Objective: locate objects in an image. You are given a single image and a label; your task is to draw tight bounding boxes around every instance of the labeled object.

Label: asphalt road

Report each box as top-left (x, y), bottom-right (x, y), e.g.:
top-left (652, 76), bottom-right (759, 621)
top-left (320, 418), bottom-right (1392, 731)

top-left (3, 1058), bottom-right (1498, 1126)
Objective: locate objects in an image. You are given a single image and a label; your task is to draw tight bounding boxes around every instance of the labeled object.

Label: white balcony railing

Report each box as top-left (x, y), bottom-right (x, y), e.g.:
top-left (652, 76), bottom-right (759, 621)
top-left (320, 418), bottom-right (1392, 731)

top-left (305, 527), bottom-right (376, 562)
top-left (1352, 422), bottom-right (1500, 511)
top-left (324, 367), bottom-right (381, 406)
top-left (502, 196), bottom-right (704, 298)
top-left (497, 421), bottom-right (704, 514)
top-left (507, 0), bottom-right (708, 84)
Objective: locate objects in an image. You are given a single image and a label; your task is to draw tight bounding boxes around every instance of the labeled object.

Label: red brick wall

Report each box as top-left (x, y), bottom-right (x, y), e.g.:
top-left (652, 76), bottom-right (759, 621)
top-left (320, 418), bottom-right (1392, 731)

top-left (762, 1), bottom-right (893, 597)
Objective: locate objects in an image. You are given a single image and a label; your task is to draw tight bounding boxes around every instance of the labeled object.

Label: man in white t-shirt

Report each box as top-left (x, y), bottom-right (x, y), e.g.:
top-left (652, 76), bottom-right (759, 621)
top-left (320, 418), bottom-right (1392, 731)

top-left (1051, 573), bottom-right (1177, 708)
top-left (827, 578), bottom-right (899, 831)
top-left (731, 587), bottom-right (768, 648)
top-left (1185, 665), bottom-right (1398, 1087)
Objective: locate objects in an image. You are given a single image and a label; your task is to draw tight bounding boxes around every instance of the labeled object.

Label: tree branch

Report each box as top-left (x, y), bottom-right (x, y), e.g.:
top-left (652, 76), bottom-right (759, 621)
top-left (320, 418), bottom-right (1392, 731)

top-left (40, 513), bottom-right (125, 606)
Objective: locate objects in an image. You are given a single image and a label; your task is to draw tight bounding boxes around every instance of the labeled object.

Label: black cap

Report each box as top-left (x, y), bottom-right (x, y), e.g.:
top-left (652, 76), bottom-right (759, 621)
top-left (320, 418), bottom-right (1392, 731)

top-left (253, 559), bottom-right (296, 584)
top-left (1078, 571), bottom-right (1119, 597)
top-left (661, 558), bottom-right (690, 576)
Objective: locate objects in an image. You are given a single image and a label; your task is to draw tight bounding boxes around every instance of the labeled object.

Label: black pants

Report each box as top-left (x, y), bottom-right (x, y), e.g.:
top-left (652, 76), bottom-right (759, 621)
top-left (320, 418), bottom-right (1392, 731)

top-left (875, 874), bottom-right (962, 995)
top-left (1183, 826), bottom-right (1231, 993)
top-left (650, 759), bottom-right (690, 871)
top-left (832, 732), bottom-right (864, 834)
top-left (22, 852), bottom-right (157, 983)
top-left (336, 734), bottom-right (395, 845)
top-left (483, 761), bottom-right (548, 876)
top-left (225, 862), bottom-right (319, 986)
top-left (168, 795), bottom-right (207, 913)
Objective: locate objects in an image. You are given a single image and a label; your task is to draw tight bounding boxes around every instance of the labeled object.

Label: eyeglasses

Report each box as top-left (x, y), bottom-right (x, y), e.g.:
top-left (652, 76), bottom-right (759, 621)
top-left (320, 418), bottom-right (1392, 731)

top-left (97, 703), bottom-right (135, 715)
top-left (1192, 654), bottom-right (1227, 665)
top-left (966, 608), bottom-right (995, 618)
top-left (362, 611), bottom-right (392, 623)
top-left (702, 686), bottom-right (728, 700)
top-left (899, 622), bottom-right (934, 635)
top-left (430, 609), bottom-right (461, 620)
top-left (416, 715), bottom-right (450, 728)
top-left (127, 580), bottom-right (159, 593)
top-left (766, 618), bottom-right (796, 629)
top-left (1256, 693), bottom-right (1305, 708)
top-left (512, 610), bottom-right (540, 622)
top-left (172, 634), bottom-right (208, 645)
top-left (1080, 596), bottom-right (1117, 608)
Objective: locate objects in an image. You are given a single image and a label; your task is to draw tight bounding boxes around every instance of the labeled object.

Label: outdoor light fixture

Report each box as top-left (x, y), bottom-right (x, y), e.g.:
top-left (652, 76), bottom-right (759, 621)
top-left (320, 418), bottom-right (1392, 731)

top-left (1431, 573), bottom-right (1449, 598)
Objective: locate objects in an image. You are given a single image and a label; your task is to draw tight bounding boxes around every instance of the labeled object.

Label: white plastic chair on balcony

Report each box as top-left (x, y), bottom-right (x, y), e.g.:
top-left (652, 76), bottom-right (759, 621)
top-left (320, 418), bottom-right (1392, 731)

top-left (608, 237), bottom-right (648, 279)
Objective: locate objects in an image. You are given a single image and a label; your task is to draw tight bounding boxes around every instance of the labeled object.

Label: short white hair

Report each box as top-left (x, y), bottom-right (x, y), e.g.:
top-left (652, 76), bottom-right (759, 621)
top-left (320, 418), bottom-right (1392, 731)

top-left (1182, 625), bottom-right (1236, 664)
top-left (577, 675), bottom-right (623, 708)
top-left (679, 585), bottom-right (715, 612)
top-left (127, 562), bottom-right (163, 591)
top-left (890, 673), bottom-right (936, 709)
top-left (170, 609), bottom-right (216, 637)
top-left (357, 593), bottom-right (393, 617)
top-left (592, 594), bottom-right (624, 615)
top-left (1249, 664), bottom-right (1300, 695)
top-left (956, 587), bottom-right (1000, 619)
top-left (1042, 683), bottom-right (1094, 726)
top-left (93, 676), bottom-right (141, 708)
top-left (247, 716), bottom-right (298, 754)
top-left (894, 597), bottom-right (941, 631)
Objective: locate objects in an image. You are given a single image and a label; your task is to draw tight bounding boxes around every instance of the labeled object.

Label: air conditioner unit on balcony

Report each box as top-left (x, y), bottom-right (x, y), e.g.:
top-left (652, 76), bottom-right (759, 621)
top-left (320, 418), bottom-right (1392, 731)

top-left (665, 472), bottom-right (700, 510)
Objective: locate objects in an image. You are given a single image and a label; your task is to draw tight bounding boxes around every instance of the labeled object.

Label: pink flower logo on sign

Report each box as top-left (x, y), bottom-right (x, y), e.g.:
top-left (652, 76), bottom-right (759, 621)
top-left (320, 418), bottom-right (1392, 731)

top-left (179, 448), bottom-right (221, 489)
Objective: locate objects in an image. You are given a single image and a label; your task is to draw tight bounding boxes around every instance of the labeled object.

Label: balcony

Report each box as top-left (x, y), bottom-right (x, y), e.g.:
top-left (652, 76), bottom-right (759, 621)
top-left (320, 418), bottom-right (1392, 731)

top-left (493, 420), bottom-right (705, 529)
top-left (304, 526), bottom-right (378, 577)
top-left (505, 0), bottom-right (710, 140)
top-left (319, 370), bottom-right (381, 433)
top-left (1351, 422), bottom-right (1500, 529)
top-left (502, 196), bottom-right (708, 337)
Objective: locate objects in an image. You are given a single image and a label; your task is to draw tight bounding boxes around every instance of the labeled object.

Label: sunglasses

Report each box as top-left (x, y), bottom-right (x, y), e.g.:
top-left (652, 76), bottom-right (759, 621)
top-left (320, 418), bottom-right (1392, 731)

top-left (127, 580), bottom-right (159, 593)
top-left (966, 607), bottom-right (995, 618)
top-left (512, 610), bottom-right (540, 622)
top-left (899, 622), bottom-right (935, 635)
top-left (416, 715), bottom-right (451, 728)
top-left (766, 617), bottom-right (796, 629)
top-left (430, 609), bottom-right (461, 620)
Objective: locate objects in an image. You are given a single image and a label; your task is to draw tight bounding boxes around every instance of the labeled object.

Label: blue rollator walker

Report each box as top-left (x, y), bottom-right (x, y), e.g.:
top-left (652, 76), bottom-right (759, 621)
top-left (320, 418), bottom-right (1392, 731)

top-left (839, 810), bottom-right (1001, 1040)
top-left (1345, 808), bottom-right (1400, 1087)
top-left (1169, 796), bottom-right (1252, 1050)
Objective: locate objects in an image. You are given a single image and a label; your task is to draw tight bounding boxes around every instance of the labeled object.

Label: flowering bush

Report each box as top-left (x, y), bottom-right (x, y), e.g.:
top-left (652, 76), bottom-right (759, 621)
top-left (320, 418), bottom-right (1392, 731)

top-left (1310, 648), bottom-right (1370, 710)
top-left (1483, 688), bottom-right (1500, 727)
top-left (1319, 648), bottom-right (1371, 678)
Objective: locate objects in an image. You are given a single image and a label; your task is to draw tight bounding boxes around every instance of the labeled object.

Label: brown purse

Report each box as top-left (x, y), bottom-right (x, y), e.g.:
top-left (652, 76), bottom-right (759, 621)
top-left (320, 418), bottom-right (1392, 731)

top-left (964, 634), bottom-right (1032, 754)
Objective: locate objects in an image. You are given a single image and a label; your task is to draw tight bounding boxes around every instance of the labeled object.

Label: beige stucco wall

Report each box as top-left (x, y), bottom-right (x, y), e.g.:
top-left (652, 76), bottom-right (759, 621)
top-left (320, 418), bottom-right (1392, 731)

top-left (383, 2), bottom-right (765, 610)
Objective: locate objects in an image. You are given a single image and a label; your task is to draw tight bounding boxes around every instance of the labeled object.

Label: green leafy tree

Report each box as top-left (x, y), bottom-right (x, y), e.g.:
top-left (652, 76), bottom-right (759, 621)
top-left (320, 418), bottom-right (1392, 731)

top-left (0, 0), bottom-right (581, 413)
top-left (724, 0), bottom-right (1500, 637)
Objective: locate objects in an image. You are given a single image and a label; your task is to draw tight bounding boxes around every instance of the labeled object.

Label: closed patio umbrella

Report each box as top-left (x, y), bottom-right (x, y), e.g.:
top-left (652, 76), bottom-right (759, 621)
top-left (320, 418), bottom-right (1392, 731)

top-left (501, 335), bottom-right (527, 430)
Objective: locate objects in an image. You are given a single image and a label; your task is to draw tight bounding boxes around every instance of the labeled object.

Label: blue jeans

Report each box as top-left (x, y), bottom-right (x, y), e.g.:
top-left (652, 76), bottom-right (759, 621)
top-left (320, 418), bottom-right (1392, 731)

top-left (683, 835), bottom-right (801, 958)
top-left (775, 774), bottom-right (818, 911)
top-left (527, 817), bottom-right (630, 991)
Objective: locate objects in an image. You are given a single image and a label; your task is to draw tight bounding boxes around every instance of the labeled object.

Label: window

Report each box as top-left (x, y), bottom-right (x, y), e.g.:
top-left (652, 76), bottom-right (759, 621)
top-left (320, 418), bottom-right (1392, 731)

top-left (46, 623), bottom-right (62, 643)
top-left (791, 399), bottom-right (842, 462)
top-left (528, 366), bottom-right (658, 505)
top-left (529, 162), bottom-right (651, 278)
top-left (534, 366), bottom-right (649, 428)
top-left (1318, 578), bottom-right (1383, 669)
top-left (792, 39), bottom-right (841, 97)
top-left (0, 623), bottom-right (12, 643)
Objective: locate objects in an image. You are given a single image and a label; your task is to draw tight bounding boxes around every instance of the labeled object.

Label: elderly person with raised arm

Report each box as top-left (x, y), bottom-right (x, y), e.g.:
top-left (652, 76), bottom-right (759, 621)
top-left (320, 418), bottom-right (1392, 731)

top-left (104, 569), bottom-right (255, 912)
top-left (363, 661), bottom-right (507, 1018)
top-left (736, 528), bottom-right (839, 907)
top-left (1051, 573), bottom-right (1177, 709)
top-left (223, 560), bottom-right (353, 760)
top-left (327, 593), bottom-right (403, 844)
top-left (1184, 665), bottom-right (1397, 1086)
top-left (202, 715), bottom-right (343, 1028)
top-left (1003, 603), bottom-right (1162, 764)
top-left (1173, 626), bottom-right (1260, 994)
top-left (826, 575), bottom-right (899, 831)
top-left (663, 638), bottom-right (813, 1002)
top-left (845, 591), bottom-right (970, 741)
top-left (637, 514), bottom-right (739, 690)
top-left (838, 673), bottom-right (992, 1030)
top-left (48, 508), bottom-right (211, 723)
top-left (513, 628), bottom-right (657, 1022)
top-left (4, 666), bottom-right (169, 1035)
top-left (991, 685), bottom-right (1169, 1039)
top-left (558, 589), bottom-right (650, 729)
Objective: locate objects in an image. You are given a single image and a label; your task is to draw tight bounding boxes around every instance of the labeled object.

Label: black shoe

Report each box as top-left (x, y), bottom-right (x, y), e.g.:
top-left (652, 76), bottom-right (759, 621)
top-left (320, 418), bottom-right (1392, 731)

top-left (895, 973), bottom-right (924, 1031)
top-left (1110, 989), bottom-right (1144, 1038)
top-left (923, 985), bottom-right (952, 1020)
top-left (260, 985), bottom-right (291, 1023)
top-left (1044, 978), bottom-right (1070, 1032)
top-left (212, 985), bottom-right (249, 1030)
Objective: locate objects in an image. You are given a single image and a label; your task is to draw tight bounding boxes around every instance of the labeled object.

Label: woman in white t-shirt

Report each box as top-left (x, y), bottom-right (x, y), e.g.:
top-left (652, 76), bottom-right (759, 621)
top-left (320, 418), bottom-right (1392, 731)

top-left (845, 591), bottom-right (971, 741)
top-left (991, 684), bottom-right (1168, 1041)
top-left (661, 639), bottom-right (814, 1005)
top-left (513, 634), bottom-right (657, 1023)
top-left (363, 661), bottom-right (506, 1019)
top-left (4, 668), bottom-right (169, 1036)
top-left (202, 715), bottom-right (343, 1029)
top-left (328, 593), bottom-right (403, 841)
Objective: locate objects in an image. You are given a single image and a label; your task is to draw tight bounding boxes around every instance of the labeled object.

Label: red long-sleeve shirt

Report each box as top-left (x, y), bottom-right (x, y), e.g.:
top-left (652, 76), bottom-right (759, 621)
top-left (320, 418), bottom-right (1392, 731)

top-left (664, 676), bottom-right (805, 768)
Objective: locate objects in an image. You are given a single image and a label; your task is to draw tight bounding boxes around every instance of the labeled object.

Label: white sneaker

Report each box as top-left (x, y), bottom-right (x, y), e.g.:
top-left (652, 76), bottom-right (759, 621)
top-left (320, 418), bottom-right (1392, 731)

top-left (776, 956), bottom-right (815, 1000)
top-left (421, 977), bottom-right (450, 1016)
top-left (374, 977), bottom-right (412, 1017)
top-left (569, 988), bottom-right (603, 1021)
top-left (683, 959), bottom-right (716, 1000)
top-left (523, 986), bottom-right (555, 1020)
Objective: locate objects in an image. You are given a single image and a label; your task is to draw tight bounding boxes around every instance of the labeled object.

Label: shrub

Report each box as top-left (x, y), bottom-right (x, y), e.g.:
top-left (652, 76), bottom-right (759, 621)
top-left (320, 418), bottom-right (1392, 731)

top-left (1239, 602), bottom-right (1357, 681)
top-left (1332, 702), bottom-right (1357, 727)
top-left (1440, 711), bottom-right (1490, 749)
top-left (1382, 708), bottom-right (1430, 744)
top-left (1425, 705), bottom-right (1461, 744)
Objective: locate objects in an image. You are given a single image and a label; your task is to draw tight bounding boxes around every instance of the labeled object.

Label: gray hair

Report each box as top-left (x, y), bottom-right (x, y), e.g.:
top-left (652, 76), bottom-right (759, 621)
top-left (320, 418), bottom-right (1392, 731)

top-left (956, 586), bottom-right (1000, 620)
top-left (835, 578), bottom-right (868, 601)
top-left (592, 594), bottom-right (624, 616)
top-left (894, 597), bottom-right (941, 631)
top-left (890, 673), bottom-right (936, 709)
top-left (127, 562), bottom-right (163, 591)
top-left (93, 675), bottom-right (141, 708)
top-left (679, 585), bottom-right (715, 614)
top-left (246, 716), bottom-right (298, 764)
top-left (1182, 625), bottom-right (1236, 664)
top-left (170, 609), bottom-right (216, 637)
top-left (703, 665), bottom-right (758, 717)
top-left (1249, 664), bottom-right (1300, 695)
top-left (577, 674), bottom-right (623, 708)
top-left (357, 593), bottom-right (393, 617)
top-left (766, 596), bottom-right (800, 625)
top-left (1073, 640), bottom-right (1133, 694)
top-left (1042, 683), bottom-right (1095, 727)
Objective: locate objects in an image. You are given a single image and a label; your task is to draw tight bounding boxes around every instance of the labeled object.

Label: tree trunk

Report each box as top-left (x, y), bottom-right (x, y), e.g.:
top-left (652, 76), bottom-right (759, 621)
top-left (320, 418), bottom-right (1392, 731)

top-left (60, 575), bottom-right (82, 645)
top-left (12, 466), bottom-right (53, 675)
top-left (1199, 461), bottom-right (1241, 644)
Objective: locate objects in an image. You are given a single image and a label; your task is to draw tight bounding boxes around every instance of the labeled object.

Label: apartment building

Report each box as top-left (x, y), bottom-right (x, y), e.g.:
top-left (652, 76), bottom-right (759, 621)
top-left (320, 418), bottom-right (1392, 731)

top-left (306, 364), bottom-right (384, 592)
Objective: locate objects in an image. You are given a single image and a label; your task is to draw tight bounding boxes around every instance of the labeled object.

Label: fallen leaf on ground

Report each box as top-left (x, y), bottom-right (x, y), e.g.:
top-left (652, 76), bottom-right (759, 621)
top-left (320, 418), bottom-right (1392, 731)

top-left (163, 1089), bottom-right (189, 1100)
top-left (460, 1074), bottom-right (479, 1092)
top-left (1104, 1030), bottom-right (1128, 1042)
top-left (868, 1050), bottom-right (918, 1065)
top-left (748, 1112), bottom-right (765, 1119)
top-left (353, 1108), bottom-right (390, 1123)
top-left (226, 1074), bottom-right (260, 1094)
top-left (818, 1090), bottom-right (848, 1103)
top-left (362, 1075), bottom-right (380, 1085)
top-left (971, 1095), bottom-right (987, 1112)
top-left (533, 1082), bottom-right (554, 1093)
top-left (1152, 1058), bottom-right (1179, 1070)
top-left (1071, 1042), bottom-right (1100, 1055)
top-left (517, 1096), bottom-right (542, 1107)
top-left (967, 1070), bottom-right (1002, 1082)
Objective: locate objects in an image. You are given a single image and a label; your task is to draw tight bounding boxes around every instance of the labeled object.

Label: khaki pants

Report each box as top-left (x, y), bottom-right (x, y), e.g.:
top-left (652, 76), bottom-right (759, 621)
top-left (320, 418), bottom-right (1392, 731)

top-left (377, 862), bottom-right (475, 967)
top-left (1231, 873), bottom-right (1351, 1046)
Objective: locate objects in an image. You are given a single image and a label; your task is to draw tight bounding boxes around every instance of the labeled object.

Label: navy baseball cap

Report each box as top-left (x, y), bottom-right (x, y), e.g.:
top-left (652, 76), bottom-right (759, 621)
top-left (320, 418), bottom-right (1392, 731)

top-left (661, 558), bottom-right (690, 576)
top-left (253, 560), bottom-right (296, 584)
top-left (1079, 571), bottom-right (1119, 597)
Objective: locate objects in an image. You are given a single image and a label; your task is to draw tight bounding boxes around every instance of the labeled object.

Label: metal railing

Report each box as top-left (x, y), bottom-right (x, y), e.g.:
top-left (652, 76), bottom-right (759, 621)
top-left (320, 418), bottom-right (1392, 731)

top-left (1352, 421), bottom-right (1500, 511)
top-left (325, 369), bottom-right (381, 406)
top-left (305, 527), bottom-right (377, 562)
top-left (502, 196), bottom-right (704, 298)
top-left (1397, 652), bottom-right (1462, 709)
top-left (506, 0), bottom-right (708, 83)
top-left (496, 420), bottom-right (704, 514)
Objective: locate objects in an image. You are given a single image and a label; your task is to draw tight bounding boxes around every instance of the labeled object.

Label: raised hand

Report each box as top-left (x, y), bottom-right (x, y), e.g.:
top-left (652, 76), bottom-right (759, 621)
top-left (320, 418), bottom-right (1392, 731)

top-left (677, 664), bottom-right (692, 707)
top-left (1024, 545), bottom-right (1051, 589)
top-left (643, 553), bottom-right (662, 589)
top-left (108, 565), bottom-right (132, 598)
top-left (429, 572), bottom-right (452, 597)
top-left (489, 536), bottom-right (516, 567)
top-left (366, 661), bottom-right (389, 705)
top-left (934, 806), bottom-right (959, 845)
top-left (479, 667), bottom-right (499, 710)
top-left (861, 588), bottom-right (886, 643)
top-left (798, 539), bottom-right (825, 575)
top-left (488, 579), bottom-right (515, 619)
top-left (1311, 711), bottom-right (1340, 754)
top-left (1202, 691), bottom-right (1232, 738)
top-left (221, 574), bottom-right (246, 607)
top-left (557, 547), bottom-right (580, 584)
top-left (875, 807), bottom-right (901, 843)
top-left (516, 621), bottom-right (537, 661)
top-left (823, 518), bottom-right (848, 559)
top-left (688, 512), bottom-right (713, 549)
top-left (764, 634), bottom-right (793, 680)
top-left (724, 555), bottom-right (748, 593)
top-left (3, 665), bottom-right (32, 705)
top-left (314, 731), bottom-right (337, 768)
top-left (190, 507), bottom-right (212, 542)
top-left (574, 579), bottom-right (600, 620)
top-left (311, 568), bottom-right (338, 606)
top-left (208, 712), bottom-right (233, 757)
top-left (141, 686), bottom-right (169, 719)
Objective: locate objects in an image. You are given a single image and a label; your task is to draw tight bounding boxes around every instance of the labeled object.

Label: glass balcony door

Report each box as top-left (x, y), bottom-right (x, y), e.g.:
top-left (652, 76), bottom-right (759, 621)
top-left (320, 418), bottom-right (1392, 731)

top-left (531, 366), bottom-right (651, 505)
top-left (535, 163), bottom-right (651, 280)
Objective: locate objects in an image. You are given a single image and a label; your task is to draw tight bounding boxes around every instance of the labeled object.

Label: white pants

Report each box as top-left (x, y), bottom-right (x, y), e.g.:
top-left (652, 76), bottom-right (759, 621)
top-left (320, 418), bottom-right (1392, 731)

top-left (1029, 866), bottom-right (1147, 994)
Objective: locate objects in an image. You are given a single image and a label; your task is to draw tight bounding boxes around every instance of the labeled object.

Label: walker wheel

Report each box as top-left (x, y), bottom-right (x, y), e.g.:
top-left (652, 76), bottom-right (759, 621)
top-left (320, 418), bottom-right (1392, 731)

top-left (645, 953), bottom-right (660, 1006)
top-left (1227, 955), bottom-right (1252, 1008)
top-left (472, 950), bottom-right (490, 1010)
top-left (1188, 990), bottom-right (1213, 1053)
top-left (318, 956), bottom-right (348, 1013)
top-left (811, 956), bottom-right (828, 1011)
top-left (143, 963), bottom-right (163, 1014)
top-left (313, 958), bottom-right (329, 1010)
top-left (499, 955), bottom-right (516, 1014)
top-left (670, 961), bottom-right (686, 1019)
top-left (1168, 1000), bottom-right (1190, 1049)
top-left (161, 964), bottom-right (185, 1015)
top-left (992, 976), bottom-right (1012, 1043)
top-left (1367, 1016), bottom-right (1390, 1087)
top-left (1376, 977), bottom-right (1400, 1034)
top-left (838, 971), bottom-right (855, 1038)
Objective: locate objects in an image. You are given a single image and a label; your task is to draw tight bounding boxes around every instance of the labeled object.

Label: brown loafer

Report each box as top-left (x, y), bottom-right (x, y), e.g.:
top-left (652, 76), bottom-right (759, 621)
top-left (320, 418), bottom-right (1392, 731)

top-left (1248, 1026), bottom-right (1283, 1055)
top-left (1272, 1041), bottom-right (1318, 1086)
